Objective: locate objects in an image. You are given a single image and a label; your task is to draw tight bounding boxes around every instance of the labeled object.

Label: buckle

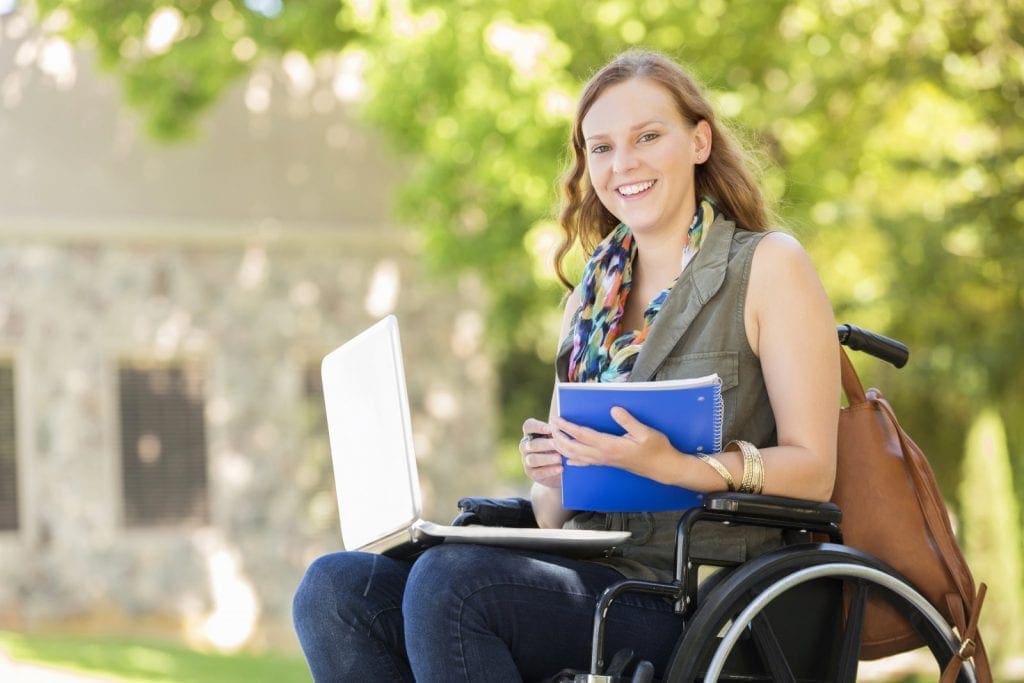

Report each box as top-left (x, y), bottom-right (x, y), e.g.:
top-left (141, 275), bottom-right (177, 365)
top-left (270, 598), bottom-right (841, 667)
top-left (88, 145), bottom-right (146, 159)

top-left (957, 637), bottom-right (976, 659)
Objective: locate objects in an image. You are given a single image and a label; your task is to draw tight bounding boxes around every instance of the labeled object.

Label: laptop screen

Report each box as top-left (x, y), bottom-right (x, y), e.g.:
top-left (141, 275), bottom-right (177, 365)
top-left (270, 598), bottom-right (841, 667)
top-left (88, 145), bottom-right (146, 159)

top-left (321, 316), bottom-right (422, 550)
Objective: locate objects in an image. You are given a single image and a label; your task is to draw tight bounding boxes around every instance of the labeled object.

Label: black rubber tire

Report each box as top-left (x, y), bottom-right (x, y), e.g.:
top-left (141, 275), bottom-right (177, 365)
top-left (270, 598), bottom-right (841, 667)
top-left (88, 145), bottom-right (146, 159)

top-left (662, 543), bottom-right (968, 683)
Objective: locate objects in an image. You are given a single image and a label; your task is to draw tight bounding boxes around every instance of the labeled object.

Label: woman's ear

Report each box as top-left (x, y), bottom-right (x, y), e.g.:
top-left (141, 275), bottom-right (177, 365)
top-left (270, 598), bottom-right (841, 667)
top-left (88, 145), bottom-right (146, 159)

top-left (693, 120), bottom-right (713, 164)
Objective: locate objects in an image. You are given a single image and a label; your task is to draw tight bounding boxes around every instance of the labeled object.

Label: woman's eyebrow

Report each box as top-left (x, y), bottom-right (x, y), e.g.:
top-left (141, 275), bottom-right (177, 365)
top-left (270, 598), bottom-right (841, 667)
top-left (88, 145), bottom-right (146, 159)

top-left (584, 119), bottom-right (666, 141)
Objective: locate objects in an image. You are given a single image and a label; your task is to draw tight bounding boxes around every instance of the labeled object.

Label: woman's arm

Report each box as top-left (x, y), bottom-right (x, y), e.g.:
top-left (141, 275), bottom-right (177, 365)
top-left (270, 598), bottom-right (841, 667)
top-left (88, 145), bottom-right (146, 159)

top-left (524, 288), bottom-right (582, 529)
top-left (552, 233), bottom-right (840, 502)
top-left (739, 231), bottom-right (840, 501)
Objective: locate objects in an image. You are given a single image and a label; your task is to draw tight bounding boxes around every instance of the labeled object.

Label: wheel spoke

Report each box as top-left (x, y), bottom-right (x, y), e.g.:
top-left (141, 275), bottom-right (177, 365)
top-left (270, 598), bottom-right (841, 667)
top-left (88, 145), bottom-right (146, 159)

top-left (750, 612), bottom-right (796, 683)
top-left (833, 579), bottom-right (867, 681)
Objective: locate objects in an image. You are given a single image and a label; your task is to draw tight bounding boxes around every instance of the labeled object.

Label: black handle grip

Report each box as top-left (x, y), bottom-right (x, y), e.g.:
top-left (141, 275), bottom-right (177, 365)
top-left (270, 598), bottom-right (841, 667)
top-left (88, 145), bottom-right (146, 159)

top-left (837, 323), bottom-right (909, 368)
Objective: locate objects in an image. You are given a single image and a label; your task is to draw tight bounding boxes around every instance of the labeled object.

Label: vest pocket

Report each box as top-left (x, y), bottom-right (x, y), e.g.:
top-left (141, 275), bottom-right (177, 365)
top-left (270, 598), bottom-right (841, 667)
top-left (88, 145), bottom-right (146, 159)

top-left (654, 350), bottom-right (739, 391)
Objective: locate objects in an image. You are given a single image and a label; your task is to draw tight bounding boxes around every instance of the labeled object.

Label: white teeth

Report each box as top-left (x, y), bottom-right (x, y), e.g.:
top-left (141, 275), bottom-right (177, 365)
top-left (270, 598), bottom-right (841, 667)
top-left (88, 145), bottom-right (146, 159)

top-left (618, 180), bottom-right (655, 196)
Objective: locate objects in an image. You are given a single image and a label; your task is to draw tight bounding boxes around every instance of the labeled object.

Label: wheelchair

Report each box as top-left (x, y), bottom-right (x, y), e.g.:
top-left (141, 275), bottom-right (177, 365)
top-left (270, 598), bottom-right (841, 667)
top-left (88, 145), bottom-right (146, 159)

top-left (453, 324), bottom-right (978, 682)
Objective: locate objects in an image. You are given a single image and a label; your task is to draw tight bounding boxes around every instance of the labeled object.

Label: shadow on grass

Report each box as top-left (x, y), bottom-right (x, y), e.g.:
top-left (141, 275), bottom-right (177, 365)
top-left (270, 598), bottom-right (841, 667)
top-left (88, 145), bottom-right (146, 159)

top-left (0, 630), bottom-right (310, 683)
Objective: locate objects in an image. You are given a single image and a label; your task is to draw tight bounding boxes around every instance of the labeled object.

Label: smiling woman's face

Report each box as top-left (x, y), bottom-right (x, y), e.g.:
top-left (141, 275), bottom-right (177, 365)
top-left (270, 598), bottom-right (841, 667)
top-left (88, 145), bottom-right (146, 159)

top-left (581, 77), bottom-right (710, 239)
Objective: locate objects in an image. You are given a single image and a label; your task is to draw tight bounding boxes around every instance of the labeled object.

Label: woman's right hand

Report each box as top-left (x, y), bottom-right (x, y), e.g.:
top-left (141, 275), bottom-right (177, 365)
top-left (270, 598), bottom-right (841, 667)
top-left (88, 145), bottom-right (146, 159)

top-left (520, 417), bottom-right (563, 488)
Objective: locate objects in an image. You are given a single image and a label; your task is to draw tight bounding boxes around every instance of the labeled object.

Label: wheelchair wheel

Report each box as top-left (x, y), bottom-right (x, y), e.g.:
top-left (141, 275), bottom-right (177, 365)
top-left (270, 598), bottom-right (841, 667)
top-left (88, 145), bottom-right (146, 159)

top-left (663, 543), bottom-right (973, 683)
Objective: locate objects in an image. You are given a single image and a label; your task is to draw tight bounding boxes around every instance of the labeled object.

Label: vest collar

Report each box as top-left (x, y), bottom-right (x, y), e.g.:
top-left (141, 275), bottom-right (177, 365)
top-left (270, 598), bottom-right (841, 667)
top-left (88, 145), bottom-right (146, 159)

top-left (627, 214), bottom-right (737, 382)
top-left (554, 214), bottom-right (739, 383)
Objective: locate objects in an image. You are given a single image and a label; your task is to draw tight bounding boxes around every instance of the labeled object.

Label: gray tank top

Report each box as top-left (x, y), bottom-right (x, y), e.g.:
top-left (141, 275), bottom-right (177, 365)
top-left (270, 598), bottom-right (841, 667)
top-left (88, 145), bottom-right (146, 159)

top-left (555, 216), bottom-right (781, 582)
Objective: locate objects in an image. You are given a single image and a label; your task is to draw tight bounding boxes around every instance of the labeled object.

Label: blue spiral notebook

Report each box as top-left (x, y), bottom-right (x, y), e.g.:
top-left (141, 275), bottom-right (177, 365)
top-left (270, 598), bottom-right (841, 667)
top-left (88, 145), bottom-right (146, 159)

top-left (557, 374), bottom-right (723, 512)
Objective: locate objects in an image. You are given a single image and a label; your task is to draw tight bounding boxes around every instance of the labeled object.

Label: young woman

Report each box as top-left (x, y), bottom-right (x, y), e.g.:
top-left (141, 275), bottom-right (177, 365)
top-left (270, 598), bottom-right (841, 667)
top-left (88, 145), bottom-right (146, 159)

top-left (292, 49), bottom-right (839, 682)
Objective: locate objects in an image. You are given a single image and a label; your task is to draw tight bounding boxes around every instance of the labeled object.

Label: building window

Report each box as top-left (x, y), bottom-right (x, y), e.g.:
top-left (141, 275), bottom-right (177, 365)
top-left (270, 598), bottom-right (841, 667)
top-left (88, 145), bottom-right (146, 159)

top-left (119, 361), bottom-right (208, 527)
top-left (0, 362), bottom-right (17, 531)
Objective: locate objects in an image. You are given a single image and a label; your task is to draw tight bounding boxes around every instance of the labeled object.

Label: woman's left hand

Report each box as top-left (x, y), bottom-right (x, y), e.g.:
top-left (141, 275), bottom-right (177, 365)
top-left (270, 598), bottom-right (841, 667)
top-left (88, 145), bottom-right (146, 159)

top-left (551, 407), bottom-right (675, 481)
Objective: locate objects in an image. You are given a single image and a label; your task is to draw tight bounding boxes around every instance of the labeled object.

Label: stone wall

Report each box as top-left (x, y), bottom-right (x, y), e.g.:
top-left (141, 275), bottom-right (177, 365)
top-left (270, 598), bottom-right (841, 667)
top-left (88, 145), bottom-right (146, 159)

top-left (0, 228), bottom-right (497, 650)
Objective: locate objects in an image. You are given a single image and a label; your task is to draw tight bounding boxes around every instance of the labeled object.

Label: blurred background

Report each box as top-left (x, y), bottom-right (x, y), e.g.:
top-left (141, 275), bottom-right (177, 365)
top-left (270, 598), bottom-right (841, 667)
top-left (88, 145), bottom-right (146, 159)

top-left (0, 0), bottom-right (1020, 680)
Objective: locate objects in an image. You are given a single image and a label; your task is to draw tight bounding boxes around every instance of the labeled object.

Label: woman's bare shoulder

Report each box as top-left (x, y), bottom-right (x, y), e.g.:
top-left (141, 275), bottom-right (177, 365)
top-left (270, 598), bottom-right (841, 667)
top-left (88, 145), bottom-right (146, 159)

top-left (755, 231), bottom-right (811, 260)
top-left (747, 230), bottom-right (833, 344)
top-left (751, 231), bottom-right (821, 284)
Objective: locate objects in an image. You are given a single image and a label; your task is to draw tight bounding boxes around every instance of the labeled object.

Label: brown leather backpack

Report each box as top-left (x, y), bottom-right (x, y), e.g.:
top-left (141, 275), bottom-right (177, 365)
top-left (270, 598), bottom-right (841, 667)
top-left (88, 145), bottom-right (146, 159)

top-left (831, 349), bottom-right (990, 681)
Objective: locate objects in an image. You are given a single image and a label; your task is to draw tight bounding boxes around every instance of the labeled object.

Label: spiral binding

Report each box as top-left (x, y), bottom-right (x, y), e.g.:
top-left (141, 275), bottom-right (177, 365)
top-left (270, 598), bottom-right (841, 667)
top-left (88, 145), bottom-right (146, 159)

top-left (712, 377), bottom-right (724, 453)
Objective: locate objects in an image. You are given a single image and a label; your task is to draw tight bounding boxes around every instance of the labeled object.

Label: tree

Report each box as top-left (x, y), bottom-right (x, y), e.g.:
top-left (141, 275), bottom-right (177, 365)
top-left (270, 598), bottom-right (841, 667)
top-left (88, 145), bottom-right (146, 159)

top-left (959, 409), bottom-right (1024, 667)
top-left (22, 0), bottom-right (1024, 504)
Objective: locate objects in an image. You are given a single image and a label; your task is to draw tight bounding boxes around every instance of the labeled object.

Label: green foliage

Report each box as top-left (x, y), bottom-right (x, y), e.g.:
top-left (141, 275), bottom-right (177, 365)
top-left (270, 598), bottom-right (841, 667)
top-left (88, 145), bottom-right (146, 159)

top-left (27, 1), bottom-right (1024, 503)
top-left (32, 0), bottom-right (358, 139)
top-left (360, 0), bottom-right (1024, 505)
top-left (0, 630), bottom-right (309, 682)
top-left (959, 409), bottom-right (1024, 667)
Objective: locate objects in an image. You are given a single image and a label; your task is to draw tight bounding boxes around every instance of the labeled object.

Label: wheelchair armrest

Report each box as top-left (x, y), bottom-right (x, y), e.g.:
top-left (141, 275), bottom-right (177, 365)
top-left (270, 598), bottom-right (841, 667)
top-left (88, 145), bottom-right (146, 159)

top-left (673, 493), bottom-right (843, 617)
top-left (702, 492), bottom-right (842, 526)
top-left (452, 496), bottom-right (538, 528)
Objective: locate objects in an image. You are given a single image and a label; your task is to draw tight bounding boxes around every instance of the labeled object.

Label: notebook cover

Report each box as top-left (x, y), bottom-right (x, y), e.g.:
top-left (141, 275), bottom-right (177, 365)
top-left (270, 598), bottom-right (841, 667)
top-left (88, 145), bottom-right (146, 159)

top-left (557, 377), bottom-right (722, 512)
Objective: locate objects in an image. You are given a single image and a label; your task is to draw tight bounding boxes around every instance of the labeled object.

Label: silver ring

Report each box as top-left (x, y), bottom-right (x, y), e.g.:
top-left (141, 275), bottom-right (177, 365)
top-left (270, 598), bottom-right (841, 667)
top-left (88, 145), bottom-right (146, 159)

top-left (520, 434), bottom-right (532, 448)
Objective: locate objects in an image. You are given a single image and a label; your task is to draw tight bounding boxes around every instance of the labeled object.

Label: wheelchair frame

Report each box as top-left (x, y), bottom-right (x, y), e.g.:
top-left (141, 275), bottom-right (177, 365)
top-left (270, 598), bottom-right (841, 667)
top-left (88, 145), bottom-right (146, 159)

top-left (580, 494), bottom-right (974, 682)
top-left (574, 324), bottom-right (973, 682)
top-left (456, 324), bottom-right (978, 682)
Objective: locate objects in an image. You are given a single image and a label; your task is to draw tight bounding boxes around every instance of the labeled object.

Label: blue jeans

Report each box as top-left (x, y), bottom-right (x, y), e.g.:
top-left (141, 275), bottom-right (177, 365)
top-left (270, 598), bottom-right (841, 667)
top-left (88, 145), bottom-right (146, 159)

top-left (292, 543), bottom-right (686, 682)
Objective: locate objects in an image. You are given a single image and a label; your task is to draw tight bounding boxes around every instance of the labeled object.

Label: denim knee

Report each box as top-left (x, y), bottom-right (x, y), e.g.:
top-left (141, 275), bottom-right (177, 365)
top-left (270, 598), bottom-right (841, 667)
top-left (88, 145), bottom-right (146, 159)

top-left (293, 553), bottom-right (345, 627)
top-left (403, 545), bottom-right (479, 625)
top-left (405, 544), bottom-right (473, 598)
top-left (403, 545), bottom-right (507, 680)
top-left (296, 551), bottom-right (409, 622)
top-left (293, 552), bottom-right (415, 682)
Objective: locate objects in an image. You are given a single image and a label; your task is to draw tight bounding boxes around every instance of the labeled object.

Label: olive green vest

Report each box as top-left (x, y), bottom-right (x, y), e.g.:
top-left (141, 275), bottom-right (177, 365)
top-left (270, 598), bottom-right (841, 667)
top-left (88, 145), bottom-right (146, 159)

top-left (555, 216), bottom-right (781, 582)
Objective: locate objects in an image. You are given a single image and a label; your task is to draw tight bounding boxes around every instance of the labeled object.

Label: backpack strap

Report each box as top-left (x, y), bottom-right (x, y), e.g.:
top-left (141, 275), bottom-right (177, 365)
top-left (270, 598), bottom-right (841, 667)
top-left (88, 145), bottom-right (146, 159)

top-left (874, 396), bottom-right (992, 681)
top-left (941, 584), bottom-right (989, 683)
top-left (839, 348), bottom-right (867, 405)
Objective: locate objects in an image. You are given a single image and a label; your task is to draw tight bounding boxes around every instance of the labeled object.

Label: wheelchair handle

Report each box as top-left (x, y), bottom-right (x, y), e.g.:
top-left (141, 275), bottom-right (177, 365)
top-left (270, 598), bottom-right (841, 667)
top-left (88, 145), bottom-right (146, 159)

top-left (837, 323), bottom-right (908, 369)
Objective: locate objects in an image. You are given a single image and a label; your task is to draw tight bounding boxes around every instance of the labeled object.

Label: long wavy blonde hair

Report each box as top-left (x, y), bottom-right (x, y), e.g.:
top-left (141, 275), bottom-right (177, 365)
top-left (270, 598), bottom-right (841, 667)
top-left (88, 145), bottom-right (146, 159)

top-left (555, 50), bottom-right (772, 290)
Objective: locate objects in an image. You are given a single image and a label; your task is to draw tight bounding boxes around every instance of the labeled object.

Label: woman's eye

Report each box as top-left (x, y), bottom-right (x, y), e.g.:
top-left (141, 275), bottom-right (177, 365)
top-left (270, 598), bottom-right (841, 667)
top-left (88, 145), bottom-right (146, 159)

top-left (639, 132), bottom-right (659, 143)
top-left (590, 144), bottom-right (610, 154)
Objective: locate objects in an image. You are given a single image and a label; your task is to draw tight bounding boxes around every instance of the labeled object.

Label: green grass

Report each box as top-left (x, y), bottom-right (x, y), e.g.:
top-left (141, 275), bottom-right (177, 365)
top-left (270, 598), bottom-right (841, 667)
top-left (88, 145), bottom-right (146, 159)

top-left (4, 629), bottom-right (997, 682)
top-left (0, 630), bottom-right (310, 682)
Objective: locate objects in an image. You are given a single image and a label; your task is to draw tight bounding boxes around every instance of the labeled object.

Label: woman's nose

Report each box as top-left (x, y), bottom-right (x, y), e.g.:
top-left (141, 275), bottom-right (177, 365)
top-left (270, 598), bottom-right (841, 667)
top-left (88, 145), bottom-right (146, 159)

top-left (612, 146), bottom-right (639, 174)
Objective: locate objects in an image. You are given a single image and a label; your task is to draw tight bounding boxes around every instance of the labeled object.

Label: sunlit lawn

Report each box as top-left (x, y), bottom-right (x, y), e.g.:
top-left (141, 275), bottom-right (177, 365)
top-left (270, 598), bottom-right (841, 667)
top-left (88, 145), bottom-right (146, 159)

top-left (0, 630), bottom-right (310, 682)
top-left (3, 629), bottom-right (1008, 682)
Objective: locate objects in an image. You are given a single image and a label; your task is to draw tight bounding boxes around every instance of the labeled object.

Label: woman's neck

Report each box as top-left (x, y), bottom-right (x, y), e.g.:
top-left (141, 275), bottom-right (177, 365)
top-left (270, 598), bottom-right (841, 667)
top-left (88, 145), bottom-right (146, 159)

top-left (628, 195), bottom-right (698, 288)
top-left (632, 231), bottom-right (688, 292)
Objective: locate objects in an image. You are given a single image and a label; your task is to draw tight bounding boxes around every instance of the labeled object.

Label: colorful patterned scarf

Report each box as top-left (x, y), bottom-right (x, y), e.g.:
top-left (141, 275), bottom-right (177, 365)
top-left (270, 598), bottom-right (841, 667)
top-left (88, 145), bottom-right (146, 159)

top-left (567, 198), bottom-right (718, 382)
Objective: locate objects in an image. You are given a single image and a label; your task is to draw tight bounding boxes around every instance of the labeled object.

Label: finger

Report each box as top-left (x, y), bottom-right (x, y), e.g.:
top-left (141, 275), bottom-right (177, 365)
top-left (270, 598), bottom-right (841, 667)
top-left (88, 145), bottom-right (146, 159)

top-left (609, 407), bottom-right (649, 438)
top-left (521, 442), bottom-right (558, 467)
top-left (524, 451), bottom-right (562, 468)
top-left (522, 418), bottom-right (553, 437)
top-left (552, 429), bottom-right (602, 465)
top-left (552, 416), bottom-right (612, 447)
top-left (523, 433), bottom-right (558, 451)
top-left (550, 428), bottom-right (574, 454)
top-left (527, 460), bottom-right (562, 475)
top-left (528, 463), bottom-right (563, 484)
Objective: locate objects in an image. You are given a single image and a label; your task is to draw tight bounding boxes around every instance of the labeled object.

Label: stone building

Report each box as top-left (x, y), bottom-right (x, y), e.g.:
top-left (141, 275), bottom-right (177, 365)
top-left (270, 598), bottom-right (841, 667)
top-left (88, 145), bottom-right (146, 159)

top-left (0, 11), bottom-right (498, 651)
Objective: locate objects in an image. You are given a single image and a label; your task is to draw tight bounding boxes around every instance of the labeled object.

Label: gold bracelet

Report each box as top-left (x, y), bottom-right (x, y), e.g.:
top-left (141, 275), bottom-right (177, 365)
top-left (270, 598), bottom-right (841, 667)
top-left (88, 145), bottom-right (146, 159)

top-left (738, 441), bottom-right (755, 493)
top-left (695, 453), bottom-right (736, 491)
top-left (750, 447), bottom-right (765, 495)
top-left (742, 445), bottom-right (756, 493)
top-left (758, 448), bottom-right (765, 493)
top-left (728, 440), bottom-right (763, 494)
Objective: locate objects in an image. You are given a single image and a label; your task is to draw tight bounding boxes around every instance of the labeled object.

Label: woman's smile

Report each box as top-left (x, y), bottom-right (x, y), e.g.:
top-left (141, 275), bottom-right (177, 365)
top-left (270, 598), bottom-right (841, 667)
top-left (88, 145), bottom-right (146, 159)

top-left (616, 179), bottom-right (657, 198)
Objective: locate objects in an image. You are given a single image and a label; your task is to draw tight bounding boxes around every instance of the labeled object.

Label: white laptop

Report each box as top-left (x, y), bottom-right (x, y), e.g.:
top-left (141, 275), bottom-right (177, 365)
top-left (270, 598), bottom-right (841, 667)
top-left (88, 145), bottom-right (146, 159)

top-left (322, 315), bottom-right (630, 558)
